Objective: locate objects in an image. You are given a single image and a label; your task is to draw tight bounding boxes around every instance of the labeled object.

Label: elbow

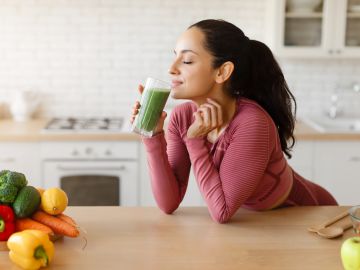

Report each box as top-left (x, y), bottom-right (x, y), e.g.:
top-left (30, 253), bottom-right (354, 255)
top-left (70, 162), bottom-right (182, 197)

top-left (156, 200), bottom-right (179, 215)
top-left (211, 211), bottom-right (232, 224)
top-left (213, 216), bottom-right (231, 224)
top-left (159, 205), bottom-right (177, 215)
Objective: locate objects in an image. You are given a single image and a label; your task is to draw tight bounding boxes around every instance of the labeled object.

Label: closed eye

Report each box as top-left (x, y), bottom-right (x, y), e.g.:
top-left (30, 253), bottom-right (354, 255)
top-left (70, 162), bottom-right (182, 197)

top-left (183, 61), bottom-right (193, 64)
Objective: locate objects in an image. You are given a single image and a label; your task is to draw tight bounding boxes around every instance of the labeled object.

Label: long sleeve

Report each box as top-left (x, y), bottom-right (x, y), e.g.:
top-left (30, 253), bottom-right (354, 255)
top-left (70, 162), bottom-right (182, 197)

top-left (185, 110), bottom-right (271, 223)
top-left (142, 109), bottom-right (191, 214)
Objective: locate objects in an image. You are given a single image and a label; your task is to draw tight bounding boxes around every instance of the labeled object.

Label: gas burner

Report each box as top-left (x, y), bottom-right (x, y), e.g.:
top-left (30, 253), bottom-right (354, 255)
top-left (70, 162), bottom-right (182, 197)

top-left (43, 117), bottom-right (125, 132)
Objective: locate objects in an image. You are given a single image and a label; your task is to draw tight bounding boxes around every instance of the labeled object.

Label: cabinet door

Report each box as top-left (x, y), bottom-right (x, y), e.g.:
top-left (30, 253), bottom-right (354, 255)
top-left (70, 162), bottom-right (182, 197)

top-left (266, 0), bottom-right (334, 58)
top-left (313, 141), bottom-right (360, 205)
top-left (0, 142), bottom-right (41, 186)
top-left (287, 140), bottom-right (314, 181)
top-left (333, 0), bottom-right (360, 57)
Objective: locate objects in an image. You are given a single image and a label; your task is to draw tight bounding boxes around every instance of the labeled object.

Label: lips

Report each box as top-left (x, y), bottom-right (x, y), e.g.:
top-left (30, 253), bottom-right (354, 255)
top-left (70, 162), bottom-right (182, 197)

top-left (171, 80), bottom-right (183, 88)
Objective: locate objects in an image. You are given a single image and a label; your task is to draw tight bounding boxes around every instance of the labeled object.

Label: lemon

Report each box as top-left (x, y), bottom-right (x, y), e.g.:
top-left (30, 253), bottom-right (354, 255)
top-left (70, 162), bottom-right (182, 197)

top-left (41, 187), bottom-right (68, 215)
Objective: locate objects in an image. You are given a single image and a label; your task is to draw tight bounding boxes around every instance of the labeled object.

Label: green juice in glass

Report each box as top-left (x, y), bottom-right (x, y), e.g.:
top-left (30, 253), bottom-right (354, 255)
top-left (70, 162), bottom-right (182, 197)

top-left (133, 86), bottom-right (170, 137)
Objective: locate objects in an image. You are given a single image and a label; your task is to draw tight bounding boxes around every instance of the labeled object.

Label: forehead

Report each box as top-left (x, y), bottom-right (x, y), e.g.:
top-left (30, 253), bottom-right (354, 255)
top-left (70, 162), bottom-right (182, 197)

top-left (175, 27), bottom-right (206, 53)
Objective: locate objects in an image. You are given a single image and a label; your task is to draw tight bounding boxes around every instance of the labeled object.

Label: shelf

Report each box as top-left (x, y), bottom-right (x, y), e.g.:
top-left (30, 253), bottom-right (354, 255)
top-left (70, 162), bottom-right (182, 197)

top-left (285, 12), bottom-right (323, 18)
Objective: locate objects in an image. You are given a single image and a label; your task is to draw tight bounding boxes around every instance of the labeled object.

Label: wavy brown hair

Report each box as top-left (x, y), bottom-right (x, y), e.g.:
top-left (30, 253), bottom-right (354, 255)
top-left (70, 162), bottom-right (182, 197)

top-left (189, 19), bottom-right (296, 158)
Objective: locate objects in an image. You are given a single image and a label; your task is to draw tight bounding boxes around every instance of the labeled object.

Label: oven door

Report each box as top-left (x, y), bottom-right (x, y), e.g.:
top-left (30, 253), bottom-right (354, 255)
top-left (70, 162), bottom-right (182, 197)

top-left (42, 160), bottom-right (138, 206)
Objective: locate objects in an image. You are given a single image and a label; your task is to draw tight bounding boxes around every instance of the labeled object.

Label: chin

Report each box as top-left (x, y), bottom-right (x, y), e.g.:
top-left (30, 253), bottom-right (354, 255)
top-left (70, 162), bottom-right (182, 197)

top-left (171, 90), bottom-right (184, 100)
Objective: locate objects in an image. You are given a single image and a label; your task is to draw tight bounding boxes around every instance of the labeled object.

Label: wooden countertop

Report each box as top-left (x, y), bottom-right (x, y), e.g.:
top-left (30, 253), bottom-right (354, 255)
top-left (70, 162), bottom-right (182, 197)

top-left (295, 120), bottom-right (360, 141)
top-left (0, 119), bottom-right (140, 141)
top-left (0, 119), bottom-right (360, 141)
top-left (0, 206), bottom-right (353, 269)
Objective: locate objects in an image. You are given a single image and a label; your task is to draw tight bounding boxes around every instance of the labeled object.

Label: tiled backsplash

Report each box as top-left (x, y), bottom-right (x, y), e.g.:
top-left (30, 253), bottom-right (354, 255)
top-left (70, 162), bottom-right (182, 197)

top-left (0, 0), bottom-right (359, 120)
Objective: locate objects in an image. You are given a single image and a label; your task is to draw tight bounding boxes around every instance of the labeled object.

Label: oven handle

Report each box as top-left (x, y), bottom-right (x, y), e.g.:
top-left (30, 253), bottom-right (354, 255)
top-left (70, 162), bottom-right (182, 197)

top-left (57, 165), bottom-right (127, 171)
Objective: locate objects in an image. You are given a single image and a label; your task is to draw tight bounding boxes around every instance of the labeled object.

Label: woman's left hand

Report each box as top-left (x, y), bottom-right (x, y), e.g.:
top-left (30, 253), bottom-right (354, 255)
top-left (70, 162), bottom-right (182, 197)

top-left (187, 98), bottom-right (223, 139)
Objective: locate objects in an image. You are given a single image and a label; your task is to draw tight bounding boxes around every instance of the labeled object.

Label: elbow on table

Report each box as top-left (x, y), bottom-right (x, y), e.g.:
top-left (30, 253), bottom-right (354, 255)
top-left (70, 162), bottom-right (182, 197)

top-left (157, 202), bottom-right (179, 215)
top-left (211, 212), bottom-right (232, 224)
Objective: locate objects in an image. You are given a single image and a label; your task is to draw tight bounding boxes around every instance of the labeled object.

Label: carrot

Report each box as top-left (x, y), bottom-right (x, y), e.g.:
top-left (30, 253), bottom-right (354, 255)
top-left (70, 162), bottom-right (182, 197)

top-left (15, 218), bottom-right (54, 236)
top-left (32, 211), bottom-right (80, 238)
top-left (57, 213), bottom-right (78, 227)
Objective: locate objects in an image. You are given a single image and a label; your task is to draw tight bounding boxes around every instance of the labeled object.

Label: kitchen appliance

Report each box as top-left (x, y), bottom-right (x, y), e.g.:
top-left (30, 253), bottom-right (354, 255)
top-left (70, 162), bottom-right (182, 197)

top-left (42, 117), bottom-right (127, 133)
top-left (41, 117), bottom-right (139, 206)
top-left (10, 90), bottom-right (40, 122)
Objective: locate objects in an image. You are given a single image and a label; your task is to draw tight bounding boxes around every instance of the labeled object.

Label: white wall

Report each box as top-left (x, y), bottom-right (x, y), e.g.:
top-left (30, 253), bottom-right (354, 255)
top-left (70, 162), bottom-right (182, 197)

top-left (0, 0), bottom-right (359, 119)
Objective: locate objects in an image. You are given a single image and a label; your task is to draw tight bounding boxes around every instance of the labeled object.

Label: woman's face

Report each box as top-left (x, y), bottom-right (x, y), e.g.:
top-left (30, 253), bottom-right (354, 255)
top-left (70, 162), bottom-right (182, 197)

top-left (169, 27), bottom-right (218, 101)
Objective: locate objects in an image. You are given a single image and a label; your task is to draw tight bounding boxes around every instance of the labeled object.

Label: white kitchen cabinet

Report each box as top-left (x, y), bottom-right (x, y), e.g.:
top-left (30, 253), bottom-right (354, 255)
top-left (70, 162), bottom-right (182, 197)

top-left (0, 142), bottom-right (41, 186)
top-left (313, 141), bottom-right (360, 205)
top-left (266, 0), bottom-right (360, 58)
top-left (287, 140), bottom-right (315, 180)
top-left (139, 143), bottom-right (204, 206)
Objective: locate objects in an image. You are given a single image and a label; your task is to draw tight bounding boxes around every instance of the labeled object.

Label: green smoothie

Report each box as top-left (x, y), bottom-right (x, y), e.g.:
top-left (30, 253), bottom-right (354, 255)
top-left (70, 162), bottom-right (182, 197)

top-left (135, 88), bottom-right (170, 134)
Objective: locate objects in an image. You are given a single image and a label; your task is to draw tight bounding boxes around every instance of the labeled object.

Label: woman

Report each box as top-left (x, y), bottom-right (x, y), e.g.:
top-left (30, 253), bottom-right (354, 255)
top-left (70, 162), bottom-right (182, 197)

top-left (130, 19), bottom-right (337, 223)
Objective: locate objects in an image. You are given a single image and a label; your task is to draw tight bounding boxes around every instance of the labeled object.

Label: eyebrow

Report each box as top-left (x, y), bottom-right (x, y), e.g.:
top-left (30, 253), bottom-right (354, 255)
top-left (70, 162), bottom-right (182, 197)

top-left (173, 49), bottom-right (199, 55)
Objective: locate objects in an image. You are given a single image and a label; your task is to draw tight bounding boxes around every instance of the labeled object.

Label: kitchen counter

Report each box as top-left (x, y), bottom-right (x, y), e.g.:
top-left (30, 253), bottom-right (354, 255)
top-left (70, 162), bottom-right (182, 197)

top-left (0, 119), bottom-right (360, 141)
top-left (0, 119), bottom-right (140, 141)
top-left (295, 120), bottom-right (360, 141)
top-left (0, 206), bottom-right (352, 269)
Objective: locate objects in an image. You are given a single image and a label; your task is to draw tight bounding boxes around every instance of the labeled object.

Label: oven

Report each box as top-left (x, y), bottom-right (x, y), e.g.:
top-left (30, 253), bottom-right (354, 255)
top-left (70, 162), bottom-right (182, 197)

top-left (41, 141), bottom-right (139, 206)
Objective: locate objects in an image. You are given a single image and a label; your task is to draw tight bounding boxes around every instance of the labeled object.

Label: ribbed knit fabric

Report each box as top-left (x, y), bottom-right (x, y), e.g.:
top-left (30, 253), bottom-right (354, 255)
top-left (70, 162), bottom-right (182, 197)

top-left (142, 98), bottom-right (337, 223)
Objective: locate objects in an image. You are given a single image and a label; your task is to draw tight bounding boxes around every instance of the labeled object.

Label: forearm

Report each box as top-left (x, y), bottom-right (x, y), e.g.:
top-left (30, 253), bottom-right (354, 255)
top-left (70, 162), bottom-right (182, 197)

top-left (142, 132), bottom-right (185, 213)
top-left (185, 138), bottom-right (233, 223)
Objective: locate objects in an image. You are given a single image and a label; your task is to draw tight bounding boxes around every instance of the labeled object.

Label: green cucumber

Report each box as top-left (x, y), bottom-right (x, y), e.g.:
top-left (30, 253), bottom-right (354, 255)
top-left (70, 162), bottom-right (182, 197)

top-left (12, 186), bottom-right (41, 218)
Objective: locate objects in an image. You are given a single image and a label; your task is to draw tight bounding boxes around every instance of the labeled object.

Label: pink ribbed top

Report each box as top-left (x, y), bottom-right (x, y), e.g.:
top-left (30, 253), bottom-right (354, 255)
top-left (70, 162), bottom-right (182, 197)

top-left (142, 98), bottom-right (293, 223)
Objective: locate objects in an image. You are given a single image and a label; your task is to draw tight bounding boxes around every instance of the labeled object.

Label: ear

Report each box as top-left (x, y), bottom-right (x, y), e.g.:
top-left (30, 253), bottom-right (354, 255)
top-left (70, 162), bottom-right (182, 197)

top-left (215, 61), bottom-right (234, 84)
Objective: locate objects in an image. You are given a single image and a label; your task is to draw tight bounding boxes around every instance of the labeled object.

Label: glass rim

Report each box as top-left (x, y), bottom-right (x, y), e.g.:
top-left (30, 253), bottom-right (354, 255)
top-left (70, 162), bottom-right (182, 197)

top-left (349, 205), bottom-right (360, 221)
top-left (145, 77), bottom-right (171, 87)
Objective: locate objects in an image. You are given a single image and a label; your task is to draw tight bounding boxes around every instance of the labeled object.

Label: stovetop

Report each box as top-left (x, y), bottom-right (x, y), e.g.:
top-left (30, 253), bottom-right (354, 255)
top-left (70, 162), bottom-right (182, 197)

top-left (43, 117), bottom-right (126, 132)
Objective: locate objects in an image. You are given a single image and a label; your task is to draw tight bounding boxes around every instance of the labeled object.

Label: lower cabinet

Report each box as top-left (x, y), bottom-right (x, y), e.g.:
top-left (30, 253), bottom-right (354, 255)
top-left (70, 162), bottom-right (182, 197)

top-left (289, 140), bottom-right (360, 205)
top-left (0, 142), bottom-right (41, 187)
top-left (287, 141), bottom-right (315, 181)
top-left (313, 141), bottom-right (360, 205)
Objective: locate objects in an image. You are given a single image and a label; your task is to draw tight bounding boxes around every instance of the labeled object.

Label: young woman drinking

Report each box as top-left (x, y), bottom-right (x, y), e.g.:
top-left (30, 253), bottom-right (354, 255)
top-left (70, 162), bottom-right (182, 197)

top-left (130, 19), bottom-right (337, 223)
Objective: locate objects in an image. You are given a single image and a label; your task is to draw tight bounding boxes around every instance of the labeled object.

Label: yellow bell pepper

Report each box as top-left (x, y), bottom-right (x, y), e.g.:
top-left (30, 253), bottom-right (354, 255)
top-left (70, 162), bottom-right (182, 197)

top-left (7, 229), bottom-right (54, 270)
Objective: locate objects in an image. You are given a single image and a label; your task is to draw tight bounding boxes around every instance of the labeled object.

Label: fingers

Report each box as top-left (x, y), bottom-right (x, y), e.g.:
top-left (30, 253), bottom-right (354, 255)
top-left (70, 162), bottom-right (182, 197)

top-left (198, 106), bottom-right (211, 127)
top-left (199, 98), bottom-right (223, 129)
top-left (130, 84), bottom-right (144, 125)
top-left (206, 98), bottom-right (223, 126)
top-left (138, 84), bottom-right (144, 95)
top-left (193, 111), bottom-right (203, 125)
top-left (130, 101), bottom-right (141, 124)
top-left (201, 104), bottom-right (217, 128)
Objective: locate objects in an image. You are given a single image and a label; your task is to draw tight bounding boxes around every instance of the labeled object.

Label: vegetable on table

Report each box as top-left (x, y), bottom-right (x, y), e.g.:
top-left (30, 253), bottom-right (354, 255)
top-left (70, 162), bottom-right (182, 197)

top-left (32, 210), bottom-right (80, 238)
top-left (0, 170), bottom-right (28, 204)
top-left (15, 218), bottom-right (54, 237)
top-left (41, 187), bottom-right (68, 215)
top-left (7, 229), bottom-right (54, 270)
top-left (0, 204), bottom-right (15, 241)
top-left (57, 213), bottom-right (78, 227)
top-left (12, 186), bottom-right (41, 218)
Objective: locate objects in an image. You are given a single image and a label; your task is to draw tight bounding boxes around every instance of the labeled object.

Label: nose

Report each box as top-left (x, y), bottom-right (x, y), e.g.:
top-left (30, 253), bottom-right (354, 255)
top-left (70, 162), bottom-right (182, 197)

top-left (168, 59), bottom-right (180, 75)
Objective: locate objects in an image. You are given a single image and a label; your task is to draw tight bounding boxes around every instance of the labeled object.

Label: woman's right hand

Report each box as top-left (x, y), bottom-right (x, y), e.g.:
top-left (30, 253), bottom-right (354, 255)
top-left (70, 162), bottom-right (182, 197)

top-left (130, 84), bottom-right (167, 135)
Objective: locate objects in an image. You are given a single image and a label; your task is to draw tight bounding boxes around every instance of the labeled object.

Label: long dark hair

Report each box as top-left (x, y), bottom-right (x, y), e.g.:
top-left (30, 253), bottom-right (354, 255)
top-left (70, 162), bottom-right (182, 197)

top-left (189, 19), bottom-right (296, 158)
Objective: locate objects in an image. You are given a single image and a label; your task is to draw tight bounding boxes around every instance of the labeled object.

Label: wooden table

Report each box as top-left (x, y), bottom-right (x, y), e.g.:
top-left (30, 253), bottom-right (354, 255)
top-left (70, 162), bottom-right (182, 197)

top-left (0, 206), bottom-right (354, 269)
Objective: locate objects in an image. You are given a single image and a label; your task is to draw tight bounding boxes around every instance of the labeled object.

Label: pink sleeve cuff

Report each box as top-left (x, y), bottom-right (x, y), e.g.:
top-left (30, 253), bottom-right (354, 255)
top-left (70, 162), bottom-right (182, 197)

top-left (142, 131), bottom-right (166, 153)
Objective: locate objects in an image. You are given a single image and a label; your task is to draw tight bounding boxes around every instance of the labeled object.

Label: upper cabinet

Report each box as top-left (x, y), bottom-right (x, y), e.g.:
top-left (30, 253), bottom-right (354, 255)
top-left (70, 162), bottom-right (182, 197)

top-left (265, 0), bottom-right (360, 58)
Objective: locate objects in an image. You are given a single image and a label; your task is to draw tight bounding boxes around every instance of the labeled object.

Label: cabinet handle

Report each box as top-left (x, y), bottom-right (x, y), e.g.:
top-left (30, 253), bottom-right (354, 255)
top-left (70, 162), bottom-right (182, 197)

top-left (328, 49), bottom-right (334, 54)
top-left (349, 157), bottom-right (360, 162)
top-left (335, 49), bottom-right (341, 54)
top-left (0, 158), bottom-right (15, 162)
